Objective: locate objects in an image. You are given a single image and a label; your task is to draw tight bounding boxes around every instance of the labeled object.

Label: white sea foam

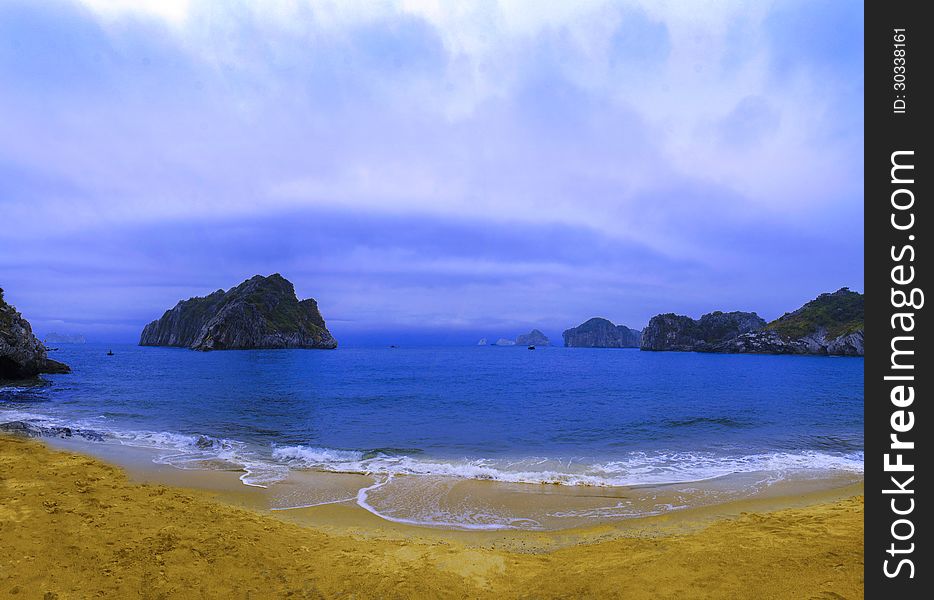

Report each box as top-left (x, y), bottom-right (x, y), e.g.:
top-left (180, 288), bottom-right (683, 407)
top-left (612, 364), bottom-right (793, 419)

top-left (352, 475), bottom-right (542, 530)
top-left (272, 446), bottom-right (364, 464)
top-left (546, 502), bottom-right (689, 520)
top-left (0, 407), bottom-right (54, 423)
top-left (0, 406), bottom-right (865, 528)
top-left (2, 404), bottom-right (864, 492)
top-left (0, 408), bottom-right (286, 488)
top-left (108, 430), bottom-right (290, 488)
top-left (270, 445), bottom-right (864, 487)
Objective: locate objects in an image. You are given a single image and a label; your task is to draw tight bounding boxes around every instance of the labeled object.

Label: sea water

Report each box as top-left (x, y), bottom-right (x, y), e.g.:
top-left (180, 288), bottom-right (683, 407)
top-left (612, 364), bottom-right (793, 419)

top-left (1, 343), bottom-right (863, 529)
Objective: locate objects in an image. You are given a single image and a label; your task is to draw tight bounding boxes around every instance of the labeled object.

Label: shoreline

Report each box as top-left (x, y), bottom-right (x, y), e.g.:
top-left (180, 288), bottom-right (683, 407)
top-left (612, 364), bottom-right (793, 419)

top-left (41, 434), bottom-right (864, 534)
top-left (2, 435), bottom-right (864, 597)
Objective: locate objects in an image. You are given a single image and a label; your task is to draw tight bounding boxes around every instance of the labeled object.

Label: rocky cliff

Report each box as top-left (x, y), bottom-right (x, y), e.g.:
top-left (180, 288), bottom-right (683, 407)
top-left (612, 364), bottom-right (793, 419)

top-left (640, 288), bottom-right (863, 356)
top-left (1, 288), bottom-right (71, 379)
top-left (516, 329), bottom-right (550, 346)
top-left (139, 274), bottom-right (337, 351)
top-left (563, 318), bottom-right (642, 348)
top-left (640, 311), bottom-right (766, 352)
top-left (710, 288), bottom-right (864, 356)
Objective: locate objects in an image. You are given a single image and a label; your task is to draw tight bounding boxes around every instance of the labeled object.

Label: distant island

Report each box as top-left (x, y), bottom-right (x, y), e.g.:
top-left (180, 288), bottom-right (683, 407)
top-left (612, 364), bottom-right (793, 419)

top-left (563, 318), bottom-right (642, 348)
top-left (139, 274), bottom-right (337, 351)
top-left (641, 288), bottom-right (863, 356)
top-left (0, 287), bottom-right (70, 378)
top-left (640, 311), bottom-right (765, 352)
top-left (44, 332), bottom-right (87, 344)
top-left (516, 329), bottom-right (549, 346)
top-left (479, 330), bottom-right (551, 347)
top-left (561, 288), bottom-right (862, 356)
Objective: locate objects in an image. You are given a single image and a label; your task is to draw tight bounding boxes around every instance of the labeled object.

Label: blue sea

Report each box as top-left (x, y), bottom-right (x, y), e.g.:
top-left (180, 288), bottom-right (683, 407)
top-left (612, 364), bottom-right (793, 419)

top-left (1, 343), bottom-right (864, 528)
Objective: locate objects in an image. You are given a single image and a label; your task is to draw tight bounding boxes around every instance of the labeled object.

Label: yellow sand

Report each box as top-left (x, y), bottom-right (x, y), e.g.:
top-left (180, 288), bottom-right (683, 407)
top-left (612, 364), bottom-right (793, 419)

top-left (0, 436), bottom-right (863, 599)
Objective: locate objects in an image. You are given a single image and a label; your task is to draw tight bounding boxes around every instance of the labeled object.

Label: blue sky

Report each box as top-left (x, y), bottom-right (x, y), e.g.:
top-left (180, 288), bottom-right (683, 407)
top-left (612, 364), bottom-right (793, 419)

top-left (0, 0), bottom-right (863, 344)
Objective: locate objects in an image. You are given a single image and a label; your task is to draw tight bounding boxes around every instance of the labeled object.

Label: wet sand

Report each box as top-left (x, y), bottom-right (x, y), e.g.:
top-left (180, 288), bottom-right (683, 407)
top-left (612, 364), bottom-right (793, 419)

top-left (41, 435), bottom-right (864, 533)
top-left (1, 435), bottom-right (863, 598)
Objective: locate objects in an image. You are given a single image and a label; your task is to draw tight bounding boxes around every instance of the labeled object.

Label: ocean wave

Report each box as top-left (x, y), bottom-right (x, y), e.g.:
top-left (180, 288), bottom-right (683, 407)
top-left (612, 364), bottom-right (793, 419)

top-left (0, 384), bottom-right (50, 403)
top-left (108, 430), bottom-right (290, 487)
top-left (0, 407), bottom-right (55, 423)
top-left (662, 416), bottom-right (753, 429)
top-left (271, 444), bottom-right (863, 487)
top-left (1, 410), bottom-right (864, 489)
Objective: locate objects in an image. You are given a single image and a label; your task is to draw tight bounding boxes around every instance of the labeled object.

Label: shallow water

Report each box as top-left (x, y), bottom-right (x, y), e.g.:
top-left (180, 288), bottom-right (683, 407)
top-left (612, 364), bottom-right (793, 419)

top-left (1, 343), bottom-right (863, 529)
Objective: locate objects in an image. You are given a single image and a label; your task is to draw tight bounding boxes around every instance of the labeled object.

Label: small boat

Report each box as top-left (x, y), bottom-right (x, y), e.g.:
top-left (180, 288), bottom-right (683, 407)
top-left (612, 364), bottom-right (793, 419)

top-left (527, 345), bottom-right (535, 350)
top-left (106, 350), bottom-right (114, 356)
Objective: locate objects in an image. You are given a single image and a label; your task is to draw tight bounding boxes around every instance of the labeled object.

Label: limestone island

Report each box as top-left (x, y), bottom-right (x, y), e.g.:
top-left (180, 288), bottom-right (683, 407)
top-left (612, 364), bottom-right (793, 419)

top-left (641, 288), bottom-right (863, 356)
top-left (563, 318), bottom-right (642, 348)
top-left (139, 274), bottom-right (337, 351)
top-left (515, 329), bottom-right (550, 346)
top-left (1, 287), bottom-right (70, 379)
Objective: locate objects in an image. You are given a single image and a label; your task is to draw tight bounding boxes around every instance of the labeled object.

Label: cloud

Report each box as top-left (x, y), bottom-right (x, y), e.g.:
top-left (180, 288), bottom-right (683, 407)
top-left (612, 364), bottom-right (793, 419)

top-left (80, 0), bottom-right (190, 25)
top-left (716, 96), bottom-right (781, 148)
top-left (0, 0), bottom-right (863, 342)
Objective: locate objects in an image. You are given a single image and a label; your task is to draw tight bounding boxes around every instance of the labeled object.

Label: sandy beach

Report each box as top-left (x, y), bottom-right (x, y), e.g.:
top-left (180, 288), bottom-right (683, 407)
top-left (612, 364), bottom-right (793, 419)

top-left (1, 435), bottom-right (863, 599)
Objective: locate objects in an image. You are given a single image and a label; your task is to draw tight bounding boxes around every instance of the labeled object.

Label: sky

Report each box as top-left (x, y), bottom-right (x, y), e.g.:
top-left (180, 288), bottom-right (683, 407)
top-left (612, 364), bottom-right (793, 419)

top-left (0, 0), bottom-right (863, 345)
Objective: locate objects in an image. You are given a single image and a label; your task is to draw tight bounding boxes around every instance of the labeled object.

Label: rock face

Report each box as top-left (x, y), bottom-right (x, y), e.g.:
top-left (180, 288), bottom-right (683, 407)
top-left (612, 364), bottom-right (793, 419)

top-left (515, 329), bottom-right (550, 346)
top-left (709, 288), bottom-right (864, 356)
top-left (640, 311), bottom-right (766, 352)
top-left (563, 318), bottom-right (642, 348)
top-left (640, 288), bottom-right (864, 356)
top-left (1, 287), bottom-right (71, 379)
top-left (477, 338), bottom-right (488, 346)
top-left (139, 274), bottom-right (337, 351)
top-left (492, 338), bottom-right (516, 346)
